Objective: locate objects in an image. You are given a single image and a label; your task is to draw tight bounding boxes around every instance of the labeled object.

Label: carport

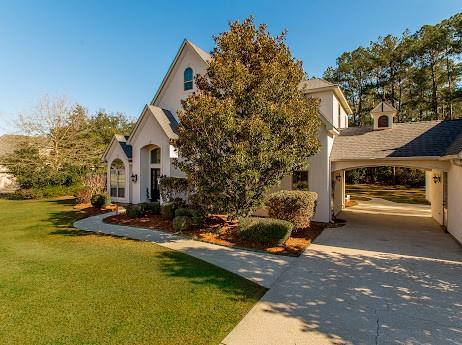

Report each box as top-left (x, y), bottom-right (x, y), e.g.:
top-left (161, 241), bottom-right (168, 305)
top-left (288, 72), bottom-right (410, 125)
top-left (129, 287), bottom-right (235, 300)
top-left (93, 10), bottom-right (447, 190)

top-left (329, 112), bottom-right (462, 244)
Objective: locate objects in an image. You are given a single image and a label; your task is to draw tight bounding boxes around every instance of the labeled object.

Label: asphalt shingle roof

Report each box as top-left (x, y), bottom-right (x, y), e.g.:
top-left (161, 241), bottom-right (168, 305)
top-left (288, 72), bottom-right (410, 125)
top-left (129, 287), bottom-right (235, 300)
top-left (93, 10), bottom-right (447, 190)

top-left (114, 135), bottom-right (132, 159)
top-left (331, 119), bottom-right (462, 160)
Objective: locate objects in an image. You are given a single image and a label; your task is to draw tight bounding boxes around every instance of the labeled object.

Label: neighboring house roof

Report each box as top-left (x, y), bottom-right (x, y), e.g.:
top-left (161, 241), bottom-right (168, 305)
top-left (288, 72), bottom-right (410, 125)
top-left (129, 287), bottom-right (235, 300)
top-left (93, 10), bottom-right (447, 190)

top-left (331, 119), bottom-right (462, 161)
top-left (300, 78), bottom-right (353, 115)
top-left (0, 134), bottom-right (28, 156)
top-left (150, 39), bottom-right (210, 106)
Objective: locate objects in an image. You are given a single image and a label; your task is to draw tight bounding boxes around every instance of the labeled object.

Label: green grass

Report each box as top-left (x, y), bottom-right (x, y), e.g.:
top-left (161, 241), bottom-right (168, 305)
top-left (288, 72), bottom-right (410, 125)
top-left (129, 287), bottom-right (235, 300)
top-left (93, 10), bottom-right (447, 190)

top-left (0, 198), bottom-right (265, 345)
top-left (346, 184), bottom-right (429, 205)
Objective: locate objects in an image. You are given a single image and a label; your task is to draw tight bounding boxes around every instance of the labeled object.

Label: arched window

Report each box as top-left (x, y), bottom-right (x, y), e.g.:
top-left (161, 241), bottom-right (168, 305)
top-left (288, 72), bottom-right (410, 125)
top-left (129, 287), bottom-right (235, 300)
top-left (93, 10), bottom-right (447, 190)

top-left (184, 67), bottom-right (193, 91)
top-left (110, 159), bottom-right (125, 198)
top-left (378, 115), bottom-right (389, 128)
top-left (150, 147), bottom-right (160, 164)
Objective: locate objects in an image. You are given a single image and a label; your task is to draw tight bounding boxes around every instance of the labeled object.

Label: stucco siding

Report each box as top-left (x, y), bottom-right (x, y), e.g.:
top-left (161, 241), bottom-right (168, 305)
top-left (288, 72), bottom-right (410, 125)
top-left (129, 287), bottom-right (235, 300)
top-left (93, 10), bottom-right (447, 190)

top-left (429, 169), bottom-right (444, 225)
top-left (105, 141), bottom-right (131, 204)
top-left (130, 112), bottom-right (171, 203)
top-left (309, 127), bottom-right (332, 223)
top-left (447, 162), bottom-right (462, 243)
top-left (154, 46), bottom-right (207, 118)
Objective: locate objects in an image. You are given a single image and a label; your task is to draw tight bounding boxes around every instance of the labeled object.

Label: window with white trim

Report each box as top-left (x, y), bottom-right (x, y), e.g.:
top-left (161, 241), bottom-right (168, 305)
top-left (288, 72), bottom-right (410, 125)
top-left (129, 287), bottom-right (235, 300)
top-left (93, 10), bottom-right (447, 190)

top-left (110, 159), bottom-right (125, 198)
top-left (184, 67), bottom-right (193, 91)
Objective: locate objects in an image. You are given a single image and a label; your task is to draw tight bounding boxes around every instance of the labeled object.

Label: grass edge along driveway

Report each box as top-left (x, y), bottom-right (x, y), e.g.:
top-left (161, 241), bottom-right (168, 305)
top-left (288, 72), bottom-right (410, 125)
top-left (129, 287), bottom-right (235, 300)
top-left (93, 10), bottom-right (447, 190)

top-left (0, 198), bottom-right (265, 345)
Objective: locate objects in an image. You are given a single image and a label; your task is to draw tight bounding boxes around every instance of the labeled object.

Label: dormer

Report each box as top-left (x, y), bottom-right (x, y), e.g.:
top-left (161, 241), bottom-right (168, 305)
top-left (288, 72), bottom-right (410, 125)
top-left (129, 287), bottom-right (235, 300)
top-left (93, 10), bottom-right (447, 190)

top-left (371, 101), bottom-right (397, 130)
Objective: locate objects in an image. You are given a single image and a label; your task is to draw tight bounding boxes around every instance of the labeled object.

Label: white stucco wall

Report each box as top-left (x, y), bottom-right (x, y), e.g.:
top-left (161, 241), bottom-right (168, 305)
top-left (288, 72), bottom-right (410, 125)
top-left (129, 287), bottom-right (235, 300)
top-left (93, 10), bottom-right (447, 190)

top-left (429, 169), bottom-right (444, 225)
top-left (309, 127), bottom-right (333, 223)
top-left (129, 110), bottom-right (172, 203)
top-left (105, 141), bottom-right (131, 204)
top-left (447, 162), bottom-right (462, 243)
top-left (333, 170), bottom-right (345, 216)
top-left (154, 46), bottom-right (207, 118)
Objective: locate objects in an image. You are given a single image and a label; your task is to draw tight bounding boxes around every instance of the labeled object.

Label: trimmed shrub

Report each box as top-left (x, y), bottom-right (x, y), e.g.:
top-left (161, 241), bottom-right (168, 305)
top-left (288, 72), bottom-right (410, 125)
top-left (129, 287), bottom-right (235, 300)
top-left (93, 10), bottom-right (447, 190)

top-left (175, 208), bottom-right (205, 227)
top-left (126, 205), bottom-right (143, 218)
top-left (175, 208), bottom-right (194, 217)
top-left (90, 193), bottom-right (111, 208)
top-left (159, 177), bottom-right (189, 202)
top-left (140, 202), bottom-right (161, 215)
top-left (237, 217), bottom-right (293, 245)
top-left (265, 190), bottom-right (318, 228)
top-left (173, 216), bottom-right (192, 232)
top-left (161, 202), bottom-right (176, 220)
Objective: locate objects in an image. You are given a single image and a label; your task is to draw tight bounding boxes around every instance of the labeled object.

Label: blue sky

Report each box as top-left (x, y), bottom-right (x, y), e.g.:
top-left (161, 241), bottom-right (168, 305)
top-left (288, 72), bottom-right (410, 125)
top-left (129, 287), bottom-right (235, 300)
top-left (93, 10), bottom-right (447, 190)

top-left (0, 0), bottom-right (460, 134)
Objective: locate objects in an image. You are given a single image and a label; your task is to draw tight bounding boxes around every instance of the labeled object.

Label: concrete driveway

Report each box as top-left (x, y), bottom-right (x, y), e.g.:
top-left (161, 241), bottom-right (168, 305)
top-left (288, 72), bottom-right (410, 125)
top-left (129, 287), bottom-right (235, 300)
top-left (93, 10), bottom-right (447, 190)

top-left (223, 199), bottom-right (462, 345)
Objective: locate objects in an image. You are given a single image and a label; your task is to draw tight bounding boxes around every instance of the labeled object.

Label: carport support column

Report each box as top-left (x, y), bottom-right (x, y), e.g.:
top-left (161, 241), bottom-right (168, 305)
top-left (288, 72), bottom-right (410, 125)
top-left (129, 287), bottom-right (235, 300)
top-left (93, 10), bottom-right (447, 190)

top-left (430, 169), bottom-right (444, 225)
top-left (333, 170), bottom-right (345, 217)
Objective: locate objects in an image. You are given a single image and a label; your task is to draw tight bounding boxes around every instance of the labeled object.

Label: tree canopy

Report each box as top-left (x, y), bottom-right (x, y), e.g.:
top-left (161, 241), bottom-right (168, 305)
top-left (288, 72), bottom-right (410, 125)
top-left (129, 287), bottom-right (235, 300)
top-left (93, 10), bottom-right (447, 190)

top-left (175, 17), bottom-right (320, 217)
top-left (324, 13), bottom-right (462, 125)
top-left (1, 96), bottom-right (134, 189)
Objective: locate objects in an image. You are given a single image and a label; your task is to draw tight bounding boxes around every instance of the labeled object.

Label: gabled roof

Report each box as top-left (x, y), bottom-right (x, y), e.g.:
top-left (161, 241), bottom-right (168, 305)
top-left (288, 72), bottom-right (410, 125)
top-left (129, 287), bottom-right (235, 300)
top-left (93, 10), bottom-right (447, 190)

top-left (331, 119), bottom-right (462, 161)
top-left (300, 78), bottom-right (353, 115)
top-left (371, 101), bottom-right (397, 115)
top-left (102, 134), bottom-right (132, 162)
top-left (127, 104), bottom-right (179, 145)
top-left (150, 39), bottom-right (210, 106)
top-left (147, 105), bottom-right (179, 140)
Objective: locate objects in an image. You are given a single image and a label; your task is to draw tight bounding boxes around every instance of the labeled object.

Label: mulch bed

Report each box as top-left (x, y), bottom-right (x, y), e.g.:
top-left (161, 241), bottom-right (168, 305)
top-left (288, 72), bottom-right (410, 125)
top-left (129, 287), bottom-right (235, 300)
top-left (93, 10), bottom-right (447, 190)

top-left (73, 203), bottom-right (118, 219)
top-left (104, 213), bottom-right (326, 256)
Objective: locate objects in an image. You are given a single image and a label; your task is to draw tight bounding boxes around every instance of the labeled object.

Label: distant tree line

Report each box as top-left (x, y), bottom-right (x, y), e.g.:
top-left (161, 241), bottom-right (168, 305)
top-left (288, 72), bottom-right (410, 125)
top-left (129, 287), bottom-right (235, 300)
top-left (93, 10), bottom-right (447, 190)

top-left (346, 167), bottom-right (425, 187)
top-left (0, 96), bottom-right (133, 197)
top-left (324, 13), bottom-right (462, 126)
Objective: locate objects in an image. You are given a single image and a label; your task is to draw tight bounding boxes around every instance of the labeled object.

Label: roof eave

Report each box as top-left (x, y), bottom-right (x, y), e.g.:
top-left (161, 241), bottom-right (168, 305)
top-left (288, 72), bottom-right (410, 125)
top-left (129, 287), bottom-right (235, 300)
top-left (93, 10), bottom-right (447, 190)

top-left (304, 85), bottom-right (353, 115)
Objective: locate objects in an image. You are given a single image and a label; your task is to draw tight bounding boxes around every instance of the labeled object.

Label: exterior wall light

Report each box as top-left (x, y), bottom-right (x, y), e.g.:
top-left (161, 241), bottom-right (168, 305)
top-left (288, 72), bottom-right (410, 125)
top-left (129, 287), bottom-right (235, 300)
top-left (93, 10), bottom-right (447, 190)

top-left (131, 174), bottom-right (138, 183)
top-left (433, 175), bottom-right (441, 184)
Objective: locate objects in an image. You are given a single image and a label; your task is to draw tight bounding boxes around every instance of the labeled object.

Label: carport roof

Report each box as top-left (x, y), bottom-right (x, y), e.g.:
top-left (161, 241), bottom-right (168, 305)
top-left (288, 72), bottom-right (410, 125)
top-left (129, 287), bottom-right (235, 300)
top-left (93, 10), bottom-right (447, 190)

top-left (331, 119), bottom-right (462, 160)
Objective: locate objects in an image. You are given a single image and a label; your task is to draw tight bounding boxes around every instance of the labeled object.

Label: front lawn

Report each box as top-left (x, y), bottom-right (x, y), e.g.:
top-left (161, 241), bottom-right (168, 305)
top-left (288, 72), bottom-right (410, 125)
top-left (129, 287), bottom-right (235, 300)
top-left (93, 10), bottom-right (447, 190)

top-left (0, 198), bottom-right (265, 345)
top-left (346, 184), bottom-right (429, 205)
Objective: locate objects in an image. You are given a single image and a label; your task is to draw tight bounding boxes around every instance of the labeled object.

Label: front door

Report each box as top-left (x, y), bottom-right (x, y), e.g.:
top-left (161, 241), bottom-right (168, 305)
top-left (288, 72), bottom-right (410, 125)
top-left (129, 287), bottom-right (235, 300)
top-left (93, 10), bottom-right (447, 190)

top-left (150, 168), bottom-right (160, 201)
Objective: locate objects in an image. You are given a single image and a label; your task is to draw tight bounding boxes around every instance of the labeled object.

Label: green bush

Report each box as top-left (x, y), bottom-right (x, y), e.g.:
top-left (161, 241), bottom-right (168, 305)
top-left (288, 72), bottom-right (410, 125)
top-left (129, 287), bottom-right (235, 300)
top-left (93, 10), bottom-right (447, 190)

top-left (90, 193), bottom-right (111, 208)
top-left (140, 202), bottom-right (161, 215)
top-left (265, 190), bottom-right (317, 228)
top-left (13, 185), bottom-right (81, 200)
top-left (175, 208), bottom-right (194, 217)
top-left (173, 216), bottom-right (192, 232)
top-left (175, 208), bottom-right (205, 227)
top-left (126, 205), bottom-right (143, 218)
top-left (161, 202), bottom-right (176, 220)
top-left (159, 177), bottom-right (189, 202)
top-left (237, 217), bottom-right (293, 245)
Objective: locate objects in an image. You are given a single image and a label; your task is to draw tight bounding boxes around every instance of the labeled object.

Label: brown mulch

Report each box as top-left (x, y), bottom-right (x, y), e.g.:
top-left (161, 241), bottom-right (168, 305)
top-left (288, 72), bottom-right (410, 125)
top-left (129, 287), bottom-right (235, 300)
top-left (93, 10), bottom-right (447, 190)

top-left (73, 203), bottom-right (117, 219)
top-left (104, 213), bottom-right (326, 256)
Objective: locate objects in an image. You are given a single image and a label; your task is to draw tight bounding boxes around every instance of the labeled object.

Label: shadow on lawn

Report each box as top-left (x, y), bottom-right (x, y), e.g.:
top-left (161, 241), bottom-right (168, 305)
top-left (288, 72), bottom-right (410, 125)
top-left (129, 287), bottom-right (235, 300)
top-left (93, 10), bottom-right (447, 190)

top-left (154, 249), bottom-right (267, 301)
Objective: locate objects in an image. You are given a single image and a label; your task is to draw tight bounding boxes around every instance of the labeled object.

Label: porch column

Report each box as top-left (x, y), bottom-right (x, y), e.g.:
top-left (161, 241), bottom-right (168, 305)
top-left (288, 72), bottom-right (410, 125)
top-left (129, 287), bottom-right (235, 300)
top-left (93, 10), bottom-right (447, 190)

top-left (333, 170), bottom-right (345, 216)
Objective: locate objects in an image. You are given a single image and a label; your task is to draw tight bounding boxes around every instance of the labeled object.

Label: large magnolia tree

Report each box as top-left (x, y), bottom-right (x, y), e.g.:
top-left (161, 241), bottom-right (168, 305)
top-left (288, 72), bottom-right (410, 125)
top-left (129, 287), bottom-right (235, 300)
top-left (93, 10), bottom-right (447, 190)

top-left (175, 17), bottom-right (320, 217)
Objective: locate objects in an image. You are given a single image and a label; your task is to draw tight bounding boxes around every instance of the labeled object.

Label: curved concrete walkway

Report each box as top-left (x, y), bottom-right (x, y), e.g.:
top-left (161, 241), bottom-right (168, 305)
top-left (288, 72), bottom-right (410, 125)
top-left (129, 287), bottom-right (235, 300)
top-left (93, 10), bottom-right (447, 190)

top-left (74, 212), bottom-right (295, 288)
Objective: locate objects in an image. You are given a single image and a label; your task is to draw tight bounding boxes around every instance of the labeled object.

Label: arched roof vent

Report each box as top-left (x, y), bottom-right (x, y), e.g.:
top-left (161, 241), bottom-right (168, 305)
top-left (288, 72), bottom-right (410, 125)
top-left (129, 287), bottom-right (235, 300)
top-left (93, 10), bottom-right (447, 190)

top-left (370, 101), bottom-right (397, 130)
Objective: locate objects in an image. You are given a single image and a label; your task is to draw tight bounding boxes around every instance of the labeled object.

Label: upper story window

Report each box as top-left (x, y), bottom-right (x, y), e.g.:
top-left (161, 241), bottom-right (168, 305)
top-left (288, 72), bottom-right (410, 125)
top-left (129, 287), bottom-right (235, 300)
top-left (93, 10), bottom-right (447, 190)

top-left (184, 67), bottom-right (193, 91)
top-left (150, 147), bottom-right (161, 164)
